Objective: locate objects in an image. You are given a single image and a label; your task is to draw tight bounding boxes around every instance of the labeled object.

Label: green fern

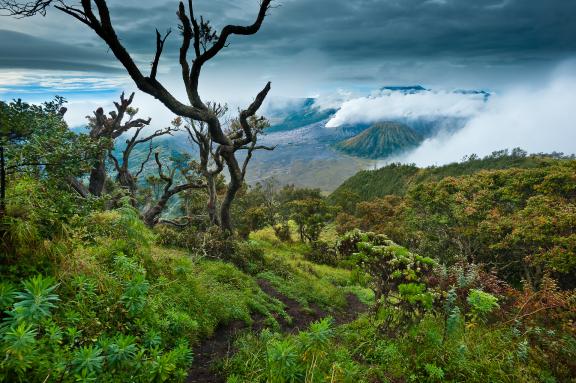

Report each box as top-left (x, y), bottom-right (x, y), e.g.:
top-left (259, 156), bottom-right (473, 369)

top-left (1, 322), bottom-right (38, 376)
top-left (267, 338), bottom-right (302, 383)
top-left (150, 349), bottom-right (177, 382)
top-left (299, 316), bottom-right (334, 355)
top-left (107, 334), bottom-right (137, 367)
top-left (170, 339), bottom-right (194, 366)
top-left (10, 275), bottom-right (59, 324)
top-left (45, 322), bottom-right (63, 346)
top-left (72, 345), bottom-right (104, 382)
top-left (120, 274), bottom-right (149, 317)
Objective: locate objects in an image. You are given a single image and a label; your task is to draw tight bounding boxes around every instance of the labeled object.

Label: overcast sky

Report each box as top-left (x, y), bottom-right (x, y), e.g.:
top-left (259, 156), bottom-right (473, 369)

top-left (1, 0), bottom-right (576, 126)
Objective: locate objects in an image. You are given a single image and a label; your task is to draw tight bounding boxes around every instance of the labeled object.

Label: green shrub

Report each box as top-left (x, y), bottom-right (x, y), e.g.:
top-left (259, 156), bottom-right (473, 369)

top-left (335, 229), bottom-right (389, 261)
top-left (79, 206), bottom-right (153, 254)
top-left (466, 289), bottom-right (499, 324)
top-left (224, 317), bottom-right (361, 383)
top-left (153, 225), bottom-right (197, 250)
top-left (344, 230), bottom-right (436, 333)
top-left (6, 275), bottom-right (59, 325)
top-left (72, 345), bottom-right (104, 382)
top-left (273, 222), bottom-right (292, 242)
top-left (120, 274), bottom-right (149, 317)
top-left (225, 241), bottom-right (266, 274)
top-left (304, 240), bottom-right (338, 266)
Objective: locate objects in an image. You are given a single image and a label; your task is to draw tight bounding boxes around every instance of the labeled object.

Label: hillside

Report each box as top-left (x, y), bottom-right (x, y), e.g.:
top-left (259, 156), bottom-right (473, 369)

top-left (335, 121), bottom-right (423, 159)
top-left (330, 150), bottom-right (566, 202)
top-left (267, 98), bottom-right (336, 133)
top-left (3, 114), bottom-right (575, 383)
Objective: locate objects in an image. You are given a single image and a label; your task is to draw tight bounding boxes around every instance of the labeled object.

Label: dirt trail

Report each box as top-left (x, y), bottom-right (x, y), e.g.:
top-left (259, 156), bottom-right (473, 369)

top-left (186, 280), bottom-right (367, 383)
top-left (186, 320), bottom-right (245, 383)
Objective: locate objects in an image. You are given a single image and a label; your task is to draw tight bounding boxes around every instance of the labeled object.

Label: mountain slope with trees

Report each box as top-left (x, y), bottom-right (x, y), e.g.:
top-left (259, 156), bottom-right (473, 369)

top-left (330, 148), bottom-right (568, 202)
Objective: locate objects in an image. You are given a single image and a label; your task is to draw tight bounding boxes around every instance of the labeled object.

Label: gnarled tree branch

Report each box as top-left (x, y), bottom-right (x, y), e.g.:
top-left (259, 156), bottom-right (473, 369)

top-left (150, 28), bottom-right (172, 80)
top-left (142, 151), bottom-right (205, 227)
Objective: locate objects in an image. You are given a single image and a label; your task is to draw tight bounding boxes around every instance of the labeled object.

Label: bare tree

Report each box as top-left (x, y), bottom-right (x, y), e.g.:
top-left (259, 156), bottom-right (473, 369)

top-left (222, 115), bottom-right (275, 229)
top-left (108, 120), bottom-right (178, 202)
top-left (184, 103), bottom-right (227, 226)
top-left (86, 92), bottom-right (151, 196)
top-left (0, 0), bottom-right (276, 232)
top-left (142, 152), bottom-right (205, 227)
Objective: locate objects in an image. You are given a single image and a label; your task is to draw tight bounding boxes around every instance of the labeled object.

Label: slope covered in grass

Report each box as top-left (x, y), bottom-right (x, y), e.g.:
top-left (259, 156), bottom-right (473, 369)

top-left (330, 151), bottom-right (566, 202)
top-left (0, 182), bottom-right (371, 382)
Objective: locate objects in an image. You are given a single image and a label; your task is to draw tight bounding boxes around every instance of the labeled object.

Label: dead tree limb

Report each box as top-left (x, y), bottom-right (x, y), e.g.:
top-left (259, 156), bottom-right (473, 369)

top-left (184, 102), bottom-right (227, 226)
top-left (1, 0), bottom-right (277, 232)
top-left (86, 92), bottom-right (151, 196)
top-left (141, 152), bottom-right (205, 227)
top-left (108, 121), bottom-right (177, 202)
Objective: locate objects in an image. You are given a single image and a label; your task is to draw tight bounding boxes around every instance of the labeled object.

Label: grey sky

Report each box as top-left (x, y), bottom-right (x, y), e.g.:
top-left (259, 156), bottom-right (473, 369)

top-left (1, 0), bottom-right (575, 99)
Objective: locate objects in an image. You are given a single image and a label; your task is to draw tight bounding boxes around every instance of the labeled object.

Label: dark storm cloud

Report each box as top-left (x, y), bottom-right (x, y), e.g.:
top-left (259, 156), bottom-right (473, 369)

top-left (1, 0), bottom-right (575, 80)
top-left (100, 0), bottom-right (576, 77)
top-left (0, 29), bottom-right (121, 71)
top-left (248, 0), bottom-right (576, 61)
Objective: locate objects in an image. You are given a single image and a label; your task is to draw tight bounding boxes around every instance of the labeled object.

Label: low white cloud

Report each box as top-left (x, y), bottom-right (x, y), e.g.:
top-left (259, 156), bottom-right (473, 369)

top-left (0, 70), bottom-right (179, 131)
top-left (385, 63), bottom-right (576, 166)
top-left (311, 88), bottom-right (358, 111)
top-left (325, 88), bottom-right (487, 128)
top-left (0, 70), bottom-right (128, 93)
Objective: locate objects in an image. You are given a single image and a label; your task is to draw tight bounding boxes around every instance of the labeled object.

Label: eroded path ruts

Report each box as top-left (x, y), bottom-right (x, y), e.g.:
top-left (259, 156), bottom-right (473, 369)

top-left (186, 280), bottom-right (367, 383)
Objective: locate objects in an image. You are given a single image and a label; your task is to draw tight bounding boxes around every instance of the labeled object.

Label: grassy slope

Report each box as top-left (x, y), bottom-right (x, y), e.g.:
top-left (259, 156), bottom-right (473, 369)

top-left (224, 226), bottom-right (575, 383)
top-left (0, 200), bottom-right (371, 382)
top-left (250, 226), bottom-right (374, 308)
top-left (330, 154), bottom-right (559, 202)
top-left (150, 234), bottom-right (372, 335)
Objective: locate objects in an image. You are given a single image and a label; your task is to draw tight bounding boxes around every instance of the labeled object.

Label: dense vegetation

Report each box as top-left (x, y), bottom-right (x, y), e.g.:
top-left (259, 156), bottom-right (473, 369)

top-left (332, 153), bottom-right (576, 288)
top-left (0, 98), bottom-right (574, 382)
top-left (330, 148), bottom-right (572, 201)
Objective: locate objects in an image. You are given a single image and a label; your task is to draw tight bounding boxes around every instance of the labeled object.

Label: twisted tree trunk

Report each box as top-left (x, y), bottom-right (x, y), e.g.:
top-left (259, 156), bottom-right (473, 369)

top-left (88, 156), bottom-right (106, 196)
top-left (86, 93), bottom-right (151, 197)
top-left (206, 173), bottom-right (219, 226)
top-left (142, 153), bottom-right (205, 227)
top-left (1, 0), bottom-right (276, 232)
top-left (142, 189), bottom-right (174, 227)
top-left (220, 150), bottom-right (242, 232)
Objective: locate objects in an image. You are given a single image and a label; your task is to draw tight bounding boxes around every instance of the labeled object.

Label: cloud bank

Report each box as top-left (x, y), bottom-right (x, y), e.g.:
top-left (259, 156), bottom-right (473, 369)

top-left (325, 88), bottom-right (488, 127)
top-left (386, 64), bottom-right (576, 166)
top-left (2, 0), bottom-right (575, 95)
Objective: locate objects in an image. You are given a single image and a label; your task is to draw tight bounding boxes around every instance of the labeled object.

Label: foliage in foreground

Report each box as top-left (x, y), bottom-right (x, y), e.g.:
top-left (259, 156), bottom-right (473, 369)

top-left (0, 179), bottom-right (285, 382)
top-left (225, 230), bottom-right (576, 383)
top-left (1, 144), bottom-right (575, 383)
